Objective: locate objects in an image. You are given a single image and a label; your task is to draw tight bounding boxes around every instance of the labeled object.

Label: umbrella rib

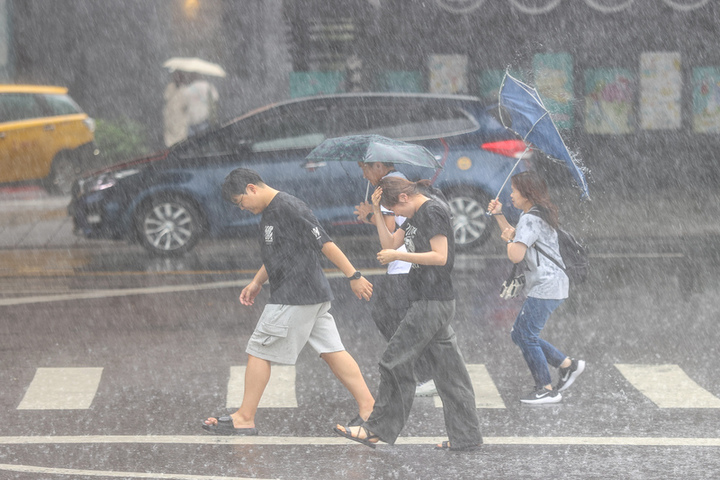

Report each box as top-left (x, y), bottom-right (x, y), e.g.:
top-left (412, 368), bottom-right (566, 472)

top-left (493, 145), bottom-right (533, 202)
top-left (522, 111), bottom-right (550, 143)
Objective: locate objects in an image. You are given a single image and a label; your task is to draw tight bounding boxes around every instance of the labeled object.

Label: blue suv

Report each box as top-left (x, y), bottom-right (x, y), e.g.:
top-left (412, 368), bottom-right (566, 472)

top-left (69, 93), bottom-right (528, 256)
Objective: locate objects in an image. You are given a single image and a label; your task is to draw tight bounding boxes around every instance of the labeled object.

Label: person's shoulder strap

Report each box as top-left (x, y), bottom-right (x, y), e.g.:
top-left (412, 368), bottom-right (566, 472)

top-left (526, 207), bottom-right (564, 269)
top-left (533, 242), bottom-right (565, 271)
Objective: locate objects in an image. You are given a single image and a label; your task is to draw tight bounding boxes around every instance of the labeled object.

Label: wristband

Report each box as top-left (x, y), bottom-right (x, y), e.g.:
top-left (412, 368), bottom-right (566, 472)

top-left (366, 212), bottom-right (374, 222)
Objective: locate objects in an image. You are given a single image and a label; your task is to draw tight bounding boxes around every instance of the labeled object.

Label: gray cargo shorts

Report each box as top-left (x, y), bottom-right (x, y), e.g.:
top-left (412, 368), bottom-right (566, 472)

top-left (245, 302), bottom-right (345, 364)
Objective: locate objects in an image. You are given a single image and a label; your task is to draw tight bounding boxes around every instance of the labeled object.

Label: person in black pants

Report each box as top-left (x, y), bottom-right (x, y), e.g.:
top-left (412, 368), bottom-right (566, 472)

top-left (354, 162), bottom-right (436, 397)
top-left (334, 176), bottom-right (482, 451)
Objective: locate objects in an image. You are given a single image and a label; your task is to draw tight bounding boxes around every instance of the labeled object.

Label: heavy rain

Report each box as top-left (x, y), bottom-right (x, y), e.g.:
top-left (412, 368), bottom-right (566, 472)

top-left (1, 0), bottom-right (719, 479)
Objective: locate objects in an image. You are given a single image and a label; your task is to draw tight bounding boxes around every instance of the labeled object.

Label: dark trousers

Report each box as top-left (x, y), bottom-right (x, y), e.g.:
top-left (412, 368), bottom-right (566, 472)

top-left (371, 274), bottom-right (433, 383)
top-left (365, 299), bottom-right (482, 448)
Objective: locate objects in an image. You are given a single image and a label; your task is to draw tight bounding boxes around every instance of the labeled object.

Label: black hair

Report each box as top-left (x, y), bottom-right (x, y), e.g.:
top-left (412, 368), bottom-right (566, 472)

top-left (221, 168), bottom-right (265, 204)
top-left (511, 171), bottom-right (559, 228)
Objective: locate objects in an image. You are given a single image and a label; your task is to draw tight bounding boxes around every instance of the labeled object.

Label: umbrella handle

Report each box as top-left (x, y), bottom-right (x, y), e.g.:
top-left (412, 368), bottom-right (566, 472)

top-left (486, 146), bottom-right (532, 215)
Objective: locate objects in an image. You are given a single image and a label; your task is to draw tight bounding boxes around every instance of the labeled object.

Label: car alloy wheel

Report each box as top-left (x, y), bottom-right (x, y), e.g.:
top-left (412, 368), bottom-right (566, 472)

top-left (446, 187), bottom-right (493, 250)
top-left (137, 197), bottom-right (203, 256)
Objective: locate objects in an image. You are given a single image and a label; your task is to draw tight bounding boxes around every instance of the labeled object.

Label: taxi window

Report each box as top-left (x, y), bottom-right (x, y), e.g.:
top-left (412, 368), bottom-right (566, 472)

top-left (0, 94), bottom-right (45, 123)
top-left (43, 94), bottom-right (82, 116)
top-left (331, 102), bottom-right (478, 141)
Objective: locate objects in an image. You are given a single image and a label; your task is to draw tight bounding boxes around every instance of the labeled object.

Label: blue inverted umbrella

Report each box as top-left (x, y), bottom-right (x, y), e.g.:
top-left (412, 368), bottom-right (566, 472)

top-left (496, 73), bottom-right (590, 200)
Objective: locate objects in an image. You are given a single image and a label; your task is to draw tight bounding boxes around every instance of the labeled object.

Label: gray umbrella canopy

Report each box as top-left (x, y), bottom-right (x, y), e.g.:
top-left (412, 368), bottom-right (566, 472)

top-left (306, 134), bottom-right (442, 169)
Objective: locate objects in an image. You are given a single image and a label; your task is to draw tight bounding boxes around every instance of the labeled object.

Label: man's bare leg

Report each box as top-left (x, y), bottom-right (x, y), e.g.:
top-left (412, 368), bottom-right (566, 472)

top-left (321, 350), bottom-right (374, 420)
top-left (205, 354), bottom-right (270, 428)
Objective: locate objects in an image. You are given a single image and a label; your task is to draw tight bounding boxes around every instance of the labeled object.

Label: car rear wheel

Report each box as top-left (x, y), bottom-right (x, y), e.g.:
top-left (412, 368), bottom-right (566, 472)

top-left (47, 152), bottom-right (81, 195)
top-left (445, 187), bottom-right (494, 250)
top-left (135, 196), bottom-right (204, 256)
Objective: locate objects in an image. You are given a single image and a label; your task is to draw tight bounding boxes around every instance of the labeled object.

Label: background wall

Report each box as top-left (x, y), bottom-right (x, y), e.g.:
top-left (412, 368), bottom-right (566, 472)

top-left (7, 0), bottom-right (719, 190)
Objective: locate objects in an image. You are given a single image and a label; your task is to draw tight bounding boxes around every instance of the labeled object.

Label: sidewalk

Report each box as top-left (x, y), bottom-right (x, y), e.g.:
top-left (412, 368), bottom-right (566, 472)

top-left (0, 185), bottom-right (717, 251)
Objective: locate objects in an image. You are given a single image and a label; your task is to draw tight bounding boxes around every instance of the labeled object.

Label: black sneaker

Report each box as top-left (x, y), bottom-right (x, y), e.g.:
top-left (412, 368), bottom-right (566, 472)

top-left (556, 359), bottom-right (586, 392)
top-left (520, 387), bottom-right (562, 404)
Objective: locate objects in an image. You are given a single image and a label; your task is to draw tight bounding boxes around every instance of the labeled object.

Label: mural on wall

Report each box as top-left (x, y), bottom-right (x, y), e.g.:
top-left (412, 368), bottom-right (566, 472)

top-left (692, 67), bottom-right (720, 134)
top-left (477, 69), bottom-right (524, 103)
top-left (289, 71), bottom-right (344, 98)
top-left (428, 54), bottom-right (468, 94)
top-left (533, 53), bottom-right (574, 129)
top-left (640, 52), bottom-right (682, 130)
top-left (584, 68), bottom-right (634, 134)
top-left (377, 70), bottom-right (422, 93)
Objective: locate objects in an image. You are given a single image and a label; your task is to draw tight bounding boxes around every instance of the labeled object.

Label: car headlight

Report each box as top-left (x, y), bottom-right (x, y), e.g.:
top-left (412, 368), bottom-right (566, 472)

top-left (79, 168), bottom-right (139, 194)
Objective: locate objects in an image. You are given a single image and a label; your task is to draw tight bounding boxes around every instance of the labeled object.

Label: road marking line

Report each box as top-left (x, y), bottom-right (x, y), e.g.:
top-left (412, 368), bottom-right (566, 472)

top-left (227, 366), bottom-right (297, 408)
top-left (0, 435), bottom-right (719, 447)
top-left (17, 368), bottom-right (103, 410)
top-left (434, 364), bottom-right (506, 409)
top-left (616, 364), bottom-right (720, 408)
top-left (0, 463), bottom-right (271, 480)
top-left (0, 269), bottom-right (388, 306)
top-left (0, 280), bottom-right (249, 306)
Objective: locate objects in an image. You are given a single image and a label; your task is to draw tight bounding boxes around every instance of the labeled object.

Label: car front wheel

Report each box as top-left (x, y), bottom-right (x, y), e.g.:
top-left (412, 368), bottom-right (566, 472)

top-left (135, 196), bottom-right (204, 256)
top-left (445, 187), bottom-right (494, 251)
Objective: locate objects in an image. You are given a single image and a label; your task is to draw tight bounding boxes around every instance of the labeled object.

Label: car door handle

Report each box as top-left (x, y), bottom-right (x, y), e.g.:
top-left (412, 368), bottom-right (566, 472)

top-left (302, 161), bottom-right (326, 170)
top-left (44, 124), bottom-right (55, 131)
top-left (0, 132), bottom-right (5, 139)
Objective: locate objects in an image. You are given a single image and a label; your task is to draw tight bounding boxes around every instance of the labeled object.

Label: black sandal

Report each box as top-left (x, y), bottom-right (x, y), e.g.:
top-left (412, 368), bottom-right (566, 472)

top-left (347, 414), bottom-right (365, 426)
top-left (333, 424), bottom-right (380, 449)
top-left (201, 416), bottom-right (258, 436)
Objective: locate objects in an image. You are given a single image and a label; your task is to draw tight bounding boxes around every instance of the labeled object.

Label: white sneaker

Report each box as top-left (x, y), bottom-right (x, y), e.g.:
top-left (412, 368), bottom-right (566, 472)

top-left (415, 380), bottom-right (437, 397)
top-left (520, 387), bottom-right (562, 405)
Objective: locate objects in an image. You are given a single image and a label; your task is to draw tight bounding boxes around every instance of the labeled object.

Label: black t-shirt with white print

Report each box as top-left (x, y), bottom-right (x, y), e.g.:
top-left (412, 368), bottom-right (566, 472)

top-left (259, 192), bottom-right (334, 305)
top-left (399, 199), bottom-right (455, 301)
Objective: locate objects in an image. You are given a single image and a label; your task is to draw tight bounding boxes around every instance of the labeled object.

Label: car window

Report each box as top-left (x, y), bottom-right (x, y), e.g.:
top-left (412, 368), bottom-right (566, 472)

top-left (0, 94), bottom-right (46, 123)
top-left (176, 123), bottom-right (245, 158)
top-left (248, 106), bottom-right (328, 152)
top-left (331, 102), bottom-right (478, 141)
top-left (42, 94), bottom-right (83, 116)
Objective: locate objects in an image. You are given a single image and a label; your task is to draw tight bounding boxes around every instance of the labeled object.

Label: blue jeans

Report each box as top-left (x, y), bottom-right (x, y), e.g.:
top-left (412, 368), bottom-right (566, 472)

top-left (511, 297), bottom-right (566, 388)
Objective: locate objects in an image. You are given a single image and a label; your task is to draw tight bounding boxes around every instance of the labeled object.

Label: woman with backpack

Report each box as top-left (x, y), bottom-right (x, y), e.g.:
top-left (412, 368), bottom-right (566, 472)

top-left (488, 171), bottom-right (585, 404)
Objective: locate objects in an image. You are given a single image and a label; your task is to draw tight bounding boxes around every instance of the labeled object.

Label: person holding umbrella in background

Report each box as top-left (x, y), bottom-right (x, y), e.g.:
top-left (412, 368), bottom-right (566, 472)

top-left (162, 57), bottom-right (223, 146)
top-left (488, 171), bottom-right (585, 404)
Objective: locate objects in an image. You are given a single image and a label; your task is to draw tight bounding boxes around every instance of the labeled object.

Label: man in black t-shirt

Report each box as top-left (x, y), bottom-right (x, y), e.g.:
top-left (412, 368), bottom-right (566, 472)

top-left (202, 168), bottom-right (375, 435)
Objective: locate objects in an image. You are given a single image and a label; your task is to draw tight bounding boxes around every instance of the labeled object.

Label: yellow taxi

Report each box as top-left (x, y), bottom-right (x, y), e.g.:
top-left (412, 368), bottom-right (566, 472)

top-left (0, 84), bottom-right (96, 193)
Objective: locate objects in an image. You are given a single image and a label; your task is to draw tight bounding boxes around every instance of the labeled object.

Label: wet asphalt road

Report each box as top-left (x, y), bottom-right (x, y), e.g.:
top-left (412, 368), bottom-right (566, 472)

top-left (0, 234), bottom-right (719, 480)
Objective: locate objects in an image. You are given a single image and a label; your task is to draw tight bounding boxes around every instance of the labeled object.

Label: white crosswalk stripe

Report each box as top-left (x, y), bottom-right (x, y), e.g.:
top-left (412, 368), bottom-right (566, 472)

top-left (226, 365), bottom-right (298, 408)
top-left (434, 364), bottom-right (506, 409)
top-left (615, 364), bottom-right (720, 408)
top-left (17, 367), bottom-right (103, 410)
top-left (15, 363), bottom-right (720, 411)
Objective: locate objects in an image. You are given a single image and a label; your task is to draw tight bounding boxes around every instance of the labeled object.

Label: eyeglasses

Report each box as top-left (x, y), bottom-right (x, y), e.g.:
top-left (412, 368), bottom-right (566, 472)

top-left (233, 193), bottom-right (245, 207)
